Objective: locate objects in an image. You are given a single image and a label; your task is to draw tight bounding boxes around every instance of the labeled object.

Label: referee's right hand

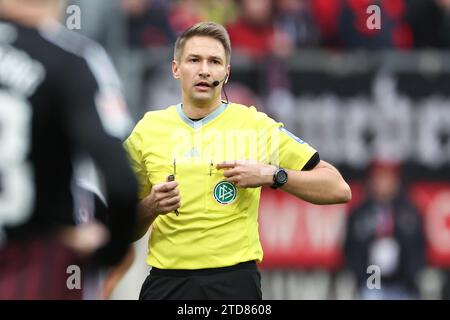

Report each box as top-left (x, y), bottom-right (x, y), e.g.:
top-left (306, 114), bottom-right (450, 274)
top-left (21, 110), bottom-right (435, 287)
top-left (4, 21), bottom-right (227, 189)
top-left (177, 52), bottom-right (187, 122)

top-left (142, 181), bottom-right (181, 217)
top-left (133, 181), bottom-right (181, 241)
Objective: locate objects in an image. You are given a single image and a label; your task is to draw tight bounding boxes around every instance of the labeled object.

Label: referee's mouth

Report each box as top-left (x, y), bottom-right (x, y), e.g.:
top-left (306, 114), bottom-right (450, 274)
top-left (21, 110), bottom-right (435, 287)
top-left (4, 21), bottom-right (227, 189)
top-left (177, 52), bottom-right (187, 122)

top-left (195, 81), bottom-right (212, 90)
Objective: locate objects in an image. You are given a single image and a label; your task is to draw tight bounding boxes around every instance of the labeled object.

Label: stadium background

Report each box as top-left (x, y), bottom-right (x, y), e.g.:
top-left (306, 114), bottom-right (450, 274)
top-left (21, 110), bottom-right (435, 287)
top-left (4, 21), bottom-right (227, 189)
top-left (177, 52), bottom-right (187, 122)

top-left (68, 0), bottom-right (450, 299)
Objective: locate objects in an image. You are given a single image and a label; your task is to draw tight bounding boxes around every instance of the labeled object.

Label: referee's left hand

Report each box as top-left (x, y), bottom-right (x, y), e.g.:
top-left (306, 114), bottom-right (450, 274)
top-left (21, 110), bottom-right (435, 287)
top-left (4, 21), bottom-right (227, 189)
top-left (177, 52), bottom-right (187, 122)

top-left (216, 161), bottom-right (277, 188)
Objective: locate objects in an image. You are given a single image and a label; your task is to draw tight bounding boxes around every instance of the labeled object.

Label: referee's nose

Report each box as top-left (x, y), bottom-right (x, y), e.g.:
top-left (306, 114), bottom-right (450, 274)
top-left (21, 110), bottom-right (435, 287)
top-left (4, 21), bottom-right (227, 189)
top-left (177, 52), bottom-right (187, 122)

top-left (198, 60), bottom-right (211, 79)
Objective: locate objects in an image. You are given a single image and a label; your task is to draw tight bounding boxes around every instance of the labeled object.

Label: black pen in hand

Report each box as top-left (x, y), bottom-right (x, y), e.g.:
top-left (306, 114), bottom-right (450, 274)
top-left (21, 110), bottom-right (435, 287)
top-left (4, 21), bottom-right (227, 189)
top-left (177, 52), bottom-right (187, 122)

top-left (167, 174), bottom-right (179, 216)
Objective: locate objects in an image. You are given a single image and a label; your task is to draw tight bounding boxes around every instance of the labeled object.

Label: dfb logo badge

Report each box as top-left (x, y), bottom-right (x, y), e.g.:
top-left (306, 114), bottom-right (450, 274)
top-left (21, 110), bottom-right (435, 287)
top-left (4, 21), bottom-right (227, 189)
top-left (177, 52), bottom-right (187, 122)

top-left (213, 181), bottom-right (237, 205)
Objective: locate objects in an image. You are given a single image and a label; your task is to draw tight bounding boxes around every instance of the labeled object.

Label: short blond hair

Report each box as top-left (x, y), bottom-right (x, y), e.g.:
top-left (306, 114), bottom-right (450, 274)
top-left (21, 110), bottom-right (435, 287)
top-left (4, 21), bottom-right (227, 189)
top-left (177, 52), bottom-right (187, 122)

top-left (174, 21), bottom-right (231, 64)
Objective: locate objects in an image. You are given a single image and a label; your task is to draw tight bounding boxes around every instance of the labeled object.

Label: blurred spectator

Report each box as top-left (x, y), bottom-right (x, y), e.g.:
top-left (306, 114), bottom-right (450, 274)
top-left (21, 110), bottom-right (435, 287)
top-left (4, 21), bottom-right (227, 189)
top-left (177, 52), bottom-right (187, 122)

top-left (274, 0), bottom-right (321, 48)
top-left (227, 0), bottom-right (296, 99)
top-left (344, 160), bottom-right (426, 299)
top-left (310, 0), bottom-right (341, 47)
top-left (407, 0), bottom-right (450, 49)
top-left (198, 0), bottom-right (239, 26)
top-left (121, 0), bottom-right (176, 48)
top-left (227, 0), bottom-right (280, 59)
top-left (169, 0), bottom-right (202, 36)
top-left (311, 0), bottom-right (413, 50)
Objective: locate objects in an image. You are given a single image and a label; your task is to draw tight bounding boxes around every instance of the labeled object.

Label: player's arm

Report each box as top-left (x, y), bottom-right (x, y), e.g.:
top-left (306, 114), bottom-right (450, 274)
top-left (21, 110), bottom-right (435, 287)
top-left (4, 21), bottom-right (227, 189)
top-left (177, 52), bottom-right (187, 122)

top-left (60, 53), bottom-right (138, 266)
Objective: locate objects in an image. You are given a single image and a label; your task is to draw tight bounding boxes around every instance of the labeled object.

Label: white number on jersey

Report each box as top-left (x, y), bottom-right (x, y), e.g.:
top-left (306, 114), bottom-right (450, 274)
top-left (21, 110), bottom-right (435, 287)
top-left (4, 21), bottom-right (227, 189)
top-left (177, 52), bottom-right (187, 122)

top-left (0, 90), bottom-right (34, 243)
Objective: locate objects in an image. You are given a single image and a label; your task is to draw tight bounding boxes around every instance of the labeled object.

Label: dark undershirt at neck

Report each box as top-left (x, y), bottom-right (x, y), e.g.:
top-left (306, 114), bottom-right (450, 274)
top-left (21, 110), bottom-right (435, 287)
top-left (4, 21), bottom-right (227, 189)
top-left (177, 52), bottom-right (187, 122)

top-left (189, 117), bottom-right (204, 121)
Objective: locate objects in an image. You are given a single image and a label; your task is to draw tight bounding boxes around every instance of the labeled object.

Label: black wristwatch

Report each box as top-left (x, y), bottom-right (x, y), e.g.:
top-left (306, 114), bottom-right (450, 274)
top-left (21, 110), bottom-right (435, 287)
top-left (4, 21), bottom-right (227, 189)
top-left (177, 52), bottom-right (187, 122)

top-left (270, 168), bottom-right (288, 189)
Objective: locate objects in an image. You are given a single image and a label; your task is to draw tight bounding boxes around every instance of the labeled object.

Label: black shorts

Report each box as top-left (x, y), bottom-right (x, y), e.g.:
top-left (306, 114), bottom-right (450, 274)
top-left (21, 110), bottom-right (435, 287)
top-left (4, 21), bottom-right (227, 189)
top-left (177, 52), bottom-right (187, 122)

top-left (139, 261), bottom-right (262, 300)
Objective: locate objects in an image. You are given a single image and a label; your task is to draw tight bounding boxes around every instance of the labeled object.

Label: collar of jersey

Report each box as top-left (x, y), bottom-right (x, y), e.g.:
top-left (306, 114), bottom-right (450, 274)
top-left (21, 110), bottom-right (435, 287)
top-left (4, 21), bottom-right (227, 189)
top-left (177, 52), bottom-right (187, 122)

top-left (176, 102), bottom-right (228, 129)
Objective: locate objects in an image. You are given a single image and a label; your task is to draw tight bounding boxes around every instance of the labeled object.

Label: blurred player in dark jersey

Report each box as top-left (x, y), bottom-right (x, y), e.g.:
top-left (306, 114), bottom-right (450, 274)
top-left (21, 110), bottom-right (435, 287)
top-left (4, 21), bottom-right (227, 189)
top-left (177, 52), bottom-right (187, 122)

top-left (73, 179), bottom-right (136, 300)
top-left (0, 0), bottom-right (138, 299)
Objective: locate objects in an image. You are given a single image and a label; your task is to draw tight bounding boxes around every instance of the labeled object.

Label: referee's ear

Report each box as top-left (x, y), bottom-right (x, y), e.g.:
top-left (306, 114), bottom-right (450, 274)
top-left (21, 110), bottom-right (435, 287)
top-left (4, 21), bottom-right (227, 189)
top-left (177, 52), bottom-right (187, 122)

top-left (172, 60), bottom-right (180, 79)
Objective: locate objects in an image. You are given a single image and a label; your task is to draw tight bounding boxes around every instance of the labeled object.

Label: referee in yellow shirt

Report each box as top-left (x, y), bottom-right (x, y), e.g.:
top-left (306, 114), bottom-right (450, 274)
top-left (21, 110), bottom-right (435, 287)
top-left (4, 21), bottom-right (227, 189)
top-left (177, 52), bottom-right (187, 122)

top-left (124, 22), bottom-right (352, 300)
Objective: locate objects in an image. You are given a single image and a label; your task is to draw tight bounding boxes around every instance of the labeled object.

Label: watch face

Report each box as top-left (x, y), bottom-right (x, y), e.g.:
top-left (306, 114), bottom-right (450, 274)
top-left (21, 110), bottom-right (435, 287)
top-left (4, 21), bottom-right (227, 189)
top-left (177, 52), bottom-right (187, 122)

top-left (276, 170), bottom-right (288, 184)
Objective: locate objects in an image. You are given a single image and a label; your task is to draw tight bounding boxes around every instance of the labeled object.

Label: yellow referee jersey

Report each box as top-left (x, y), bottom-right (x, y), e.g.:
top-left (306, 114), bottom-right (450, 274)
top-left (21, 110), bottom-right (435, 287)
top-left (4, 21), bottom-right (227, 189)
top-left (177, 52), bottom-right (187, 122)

top-left (124, 102), bottom-right (317, 269)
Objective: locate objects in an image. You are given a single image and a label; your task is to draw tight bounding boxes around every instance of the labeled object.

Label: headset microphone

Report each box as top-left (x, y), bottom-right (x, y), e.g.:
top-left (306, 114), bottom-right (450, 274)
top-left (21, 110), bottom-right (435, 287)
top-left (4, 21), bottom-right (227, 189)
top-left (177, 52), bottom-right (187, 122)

top-left (212, 75), bottom-right (228, 87)
top-left (212, 74), bottom-right (229, 104)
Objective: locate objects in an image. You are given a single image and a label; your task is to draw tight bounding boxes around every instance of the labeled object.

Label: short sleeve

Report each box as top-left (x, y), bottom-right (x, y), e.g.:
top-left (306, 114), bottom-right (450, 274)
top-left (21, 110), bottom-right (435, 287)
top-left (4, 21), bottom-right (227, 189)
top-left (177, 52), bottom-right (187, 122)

top-left (123, 129), bottom-right (151, 200)
top-left (254, 109), bottom-right (318, 170)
